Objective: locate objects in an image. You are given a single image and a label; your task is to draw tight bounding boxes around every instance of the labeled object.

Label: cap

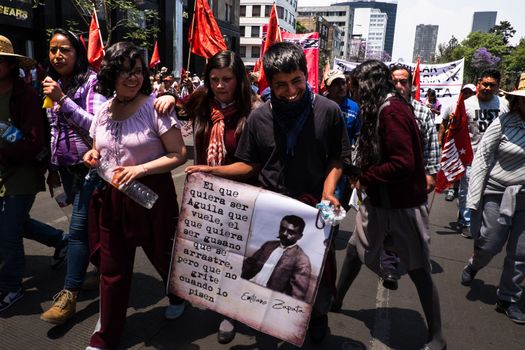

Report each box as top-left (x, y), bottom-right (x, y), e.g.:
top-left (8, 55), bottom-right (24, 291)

top-left (324, 69), bottom-right (346, 87)
top-left (461, 84), bottom-right (477, 93)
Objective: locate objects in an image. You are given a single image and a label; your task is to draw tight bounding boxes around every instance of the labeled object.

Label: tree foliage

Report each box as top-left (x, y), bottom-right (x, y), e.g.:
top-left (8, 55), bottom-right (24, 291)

top-left (35, 0), bottom-right (159, 49)
top-left (489, 21), bottom-right (516, 45)
top-left (435, 36), bottom-right (459, 63)
top-left (296, 21), bottom-right (308, 34)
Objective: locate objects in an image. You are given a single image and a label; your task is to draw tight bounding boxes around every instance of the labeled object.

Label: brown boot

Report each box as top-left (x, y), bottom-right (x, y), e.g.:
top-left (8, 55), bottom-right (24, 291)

top-left (40, 289), bottom-right (78, 325)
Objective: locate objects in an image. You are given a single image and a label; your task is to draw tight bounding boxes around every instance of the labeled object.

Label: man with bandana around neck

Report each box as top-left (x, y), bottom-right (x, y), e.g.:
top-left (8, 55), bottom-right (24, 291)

top-left (186, 41), bottom-right (351, 343)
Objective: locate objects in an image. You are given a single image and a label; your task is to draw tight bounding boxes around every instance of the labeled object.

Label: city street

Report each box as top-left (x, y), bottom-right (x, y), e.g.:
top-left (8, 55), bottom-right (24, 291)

top-left (1, 151), bottom-right (524, 350)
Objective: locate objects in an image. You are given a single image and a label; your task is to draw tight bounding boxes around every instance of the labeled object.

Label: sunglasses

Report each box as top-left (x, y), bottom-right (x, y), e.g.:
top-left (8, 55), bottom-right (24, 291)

top-left (393, 78), bottom-right (409, 85)
top-left (480, 81), bottom-right (497, 88)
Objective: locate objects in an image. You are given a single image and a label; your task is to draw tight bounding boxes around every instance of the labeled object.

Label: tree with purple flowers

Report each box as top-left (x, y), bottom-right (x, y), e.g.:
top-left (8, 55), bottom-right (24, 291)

top-left (471, 47), bottom-right (501, 71)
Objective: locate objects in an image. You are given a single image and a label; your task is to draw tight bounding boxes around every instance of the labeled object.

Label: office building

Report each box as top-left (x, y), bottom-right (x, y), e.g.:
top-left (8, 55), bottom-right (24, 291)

top-left (353, 7), bottom-right (388, 60)
top-left (471, 11), bottom-right (497, 33)
top-left (413, 24), bottom-right (438, 63)
top-left (297, 5), bottom-right (354, 61)
top-left (334, 0), bottom-right (397, 57)
top-left (239, 0), bottom-right (297, 68)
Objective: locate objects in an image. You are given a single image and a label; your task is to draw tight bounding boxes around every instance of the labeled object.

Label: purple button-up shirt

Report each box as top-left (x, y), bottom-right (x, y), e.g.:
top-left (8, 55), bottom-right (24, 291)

top-left (47, 71), bottom-right (106, 166)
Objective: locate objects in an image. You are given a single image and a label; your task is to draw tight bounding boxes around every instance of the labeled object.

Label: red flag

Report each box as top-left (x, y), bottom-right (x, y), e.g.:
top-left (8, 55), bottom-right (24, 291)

top-left (149, 41), bottom-right (160, 68)
top-left (258, 3), bottom-right (282, 92)
top-left (87, 10), bottom-right (104, 71)
top-left (253, 58), bottom-right (261, 73)
top-left (413, 56), bottom-right (421, 101)
top-left (435, 93), bottom-right (473, 193)
top-left (190, 0), bottom-right (227, 59)
top-left (78, 34), bottom-right (87, 50)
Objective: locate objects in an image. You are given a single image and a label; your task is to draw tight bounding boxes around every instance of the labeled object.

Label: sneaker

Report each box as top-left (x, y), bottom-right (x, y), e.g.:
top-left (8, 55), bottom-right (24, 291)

top-left (81, 269), bottom-right (100, 291)
top-left (496, 300), bottom-right (525, 324)
top-left (0, 288), bottom-right (24, 312)
top-left (165, 301), bottom-right (186, 320)
top-left (461, 264), bottom-right (478, 286)
top-left (445, 189), bottom-right (455, 201)
top-left (217, 318), bottom-right (236, 344)
top-left (51, 234), bottom-right (68, 269)
top-left (40, 289), bottom-right (78, 324)
top-left (461, 226), bottom-right (472, 239)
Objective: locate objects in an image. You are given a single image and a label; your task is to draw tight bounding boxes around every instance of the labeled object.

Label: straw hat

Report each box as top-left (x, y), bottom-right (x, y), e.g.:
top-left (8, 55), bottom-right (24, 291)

top-left (0, 35), bottom-right (36, 68)
top-left (506, 73), bottom-right (525, 98)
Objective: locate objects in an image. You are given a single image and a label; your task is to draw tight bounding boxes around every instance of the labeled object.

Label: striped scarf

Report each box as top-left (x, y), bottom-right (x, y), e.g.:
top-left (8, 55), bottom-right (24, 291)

top-left (207, 101), bottom-right (237, 166)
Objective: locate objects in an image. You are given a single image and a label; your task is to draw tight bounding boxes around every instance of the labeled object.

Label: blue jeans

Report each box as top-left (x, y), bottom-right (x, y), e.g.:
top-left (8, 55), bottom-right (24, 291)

top-left (458, 166), bottom-right (471, 227)
top-left (60, 167), bottom-right (100, 290)
top-left (0, 194), bottom-right (63, 292)
top-left (27, 167), bottom-right (100, 290)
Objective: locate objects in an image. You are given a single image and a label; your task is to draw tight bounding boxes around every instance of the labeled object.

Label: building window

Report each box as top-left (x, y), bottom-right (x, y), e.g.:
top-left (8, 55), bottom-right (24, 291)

top-left (265, 5), bottom-right (271, 17)
top-left (239, 46), bottom-right (246, 58)
top-left (240, 26), bottom-right (245, 36)
top-left (240, 5), bottom-right (246, 17)
top-left (225, 4), bottom-right (232, 22)
top-left (251, 26), bottom-right (260, 38)
top-left (277, 6), bottom-right (284, 19)
top-left (252, 5), bottom-right (261, 17)
top-left (252, 49), bottom-right (260, 58)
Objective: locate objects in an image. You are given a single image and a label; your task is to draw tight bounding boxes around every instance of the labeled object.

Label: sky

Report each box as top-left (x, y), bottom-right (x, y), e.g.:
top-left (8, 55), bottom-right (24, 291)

top-left (297, 0), bottom-right (525, 62)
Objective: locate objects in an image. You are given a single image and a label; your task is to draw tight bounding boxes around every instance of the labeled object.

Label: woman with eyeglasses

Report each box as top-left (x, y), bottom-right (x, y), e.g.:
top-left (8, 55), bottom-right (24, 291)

top-left (40, 28), bottom-right (107, 325)
top-left (82, 42), bottom-right (186, 350)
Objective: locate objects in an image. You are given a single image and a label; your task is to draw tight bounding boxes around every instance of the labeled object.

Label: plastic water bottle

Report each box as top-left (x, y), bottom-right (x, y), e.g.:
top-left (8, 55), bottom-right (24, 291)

top-left (118, 181), bottom-right (159, 209)
top-left (96, 159), bottom-right (159, 209)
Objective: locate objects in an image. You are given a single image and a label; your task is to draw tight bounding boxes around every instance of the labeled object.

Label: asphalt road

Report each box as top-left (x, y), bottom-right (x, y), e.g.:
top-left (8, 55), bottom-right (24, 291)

top-left (1, 158), bottom-right (524, 350)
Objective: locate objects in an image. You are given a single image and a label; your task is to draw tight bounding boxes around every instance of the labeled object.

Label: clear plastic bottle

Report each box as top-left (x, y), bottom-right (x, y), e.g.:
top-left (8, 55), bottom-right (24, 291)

top-left (96, 159), bottom-right (159, 209)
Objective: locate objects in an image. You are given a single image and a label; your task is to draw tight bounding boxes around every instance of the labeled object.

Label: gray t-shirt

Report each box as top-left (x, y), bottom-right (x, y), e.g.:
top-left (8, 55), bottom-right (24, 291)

top-left (464, 95), bottom-right (509, 153)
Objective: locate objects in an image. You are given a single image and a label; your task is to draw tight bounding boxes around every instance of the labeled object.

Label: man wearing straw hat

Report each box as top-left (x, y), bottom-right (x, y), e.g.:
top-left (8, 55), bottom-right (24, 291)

top-left (0, 35), bottom-right (67, 312)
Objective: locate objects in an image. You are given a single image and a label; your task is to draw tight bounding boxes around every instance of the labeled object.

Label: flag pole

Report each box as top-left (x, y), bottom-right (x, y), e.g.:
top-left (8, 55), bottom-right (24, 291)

top-left (92, 4), bottom-right (105, 54)
top-left (186, 0), bottom-right (198, 73)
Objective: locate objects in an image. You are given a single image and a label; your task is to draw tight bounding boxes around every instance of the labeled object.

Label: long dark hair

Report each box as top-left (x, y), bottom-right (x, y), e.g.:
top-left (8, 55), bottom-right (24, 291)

top-left (186, 50), bottom-right (252, 144)
top-left (96, 42), bottom-right (152, 98)
top-left (352, 60), bottom-right (398, 169)
top-left (47, 28), bottom-right (91, 96)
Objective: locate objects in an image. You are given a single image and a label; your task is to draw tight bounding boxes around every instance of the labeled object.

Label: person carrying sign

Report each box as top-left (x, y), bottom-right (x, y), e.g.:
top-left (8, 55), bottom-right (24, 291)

top-left (186, 41), bottom-right (351, 343)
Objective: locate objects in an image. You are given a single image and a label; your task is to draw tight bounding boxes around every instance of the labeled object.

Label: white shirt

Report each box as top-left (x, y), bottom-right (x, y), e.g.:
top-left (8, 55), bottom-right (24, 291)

top-left (250, 244), bottom-right (296, 287)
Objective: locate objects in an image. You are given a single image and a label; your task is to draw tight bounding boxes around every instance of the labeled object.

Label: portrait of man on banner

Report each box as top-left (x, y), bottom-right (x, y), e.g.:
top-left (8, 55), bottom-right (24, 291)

top-left (241, 193), bottom-right (327, 305)
top-left (241, 214), bottom-right (312, 302)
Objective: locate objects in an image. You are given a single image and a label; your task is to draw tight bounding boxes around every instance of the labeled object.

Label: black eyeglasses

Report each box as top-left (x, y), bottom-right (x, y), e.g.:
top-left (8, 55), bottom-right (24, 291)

top-left (118, 68), bottom-right (144, 79)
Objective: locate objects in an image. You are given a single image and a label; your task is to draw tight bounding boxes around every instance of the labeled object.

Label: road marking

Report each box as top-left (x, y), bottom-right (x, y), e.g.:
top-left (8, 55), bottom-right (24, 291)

top-left (369, 279), bottom-right (391, 350)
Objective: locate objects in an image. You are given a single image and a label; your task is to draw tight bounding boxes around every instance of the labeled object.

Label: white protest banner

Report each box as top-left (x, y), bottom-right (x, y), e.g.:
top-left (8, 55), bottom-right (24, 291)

top-left (168, 173), bottom-right (331, 346)
top-left (334, 57), bottom-right (465, 109)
